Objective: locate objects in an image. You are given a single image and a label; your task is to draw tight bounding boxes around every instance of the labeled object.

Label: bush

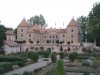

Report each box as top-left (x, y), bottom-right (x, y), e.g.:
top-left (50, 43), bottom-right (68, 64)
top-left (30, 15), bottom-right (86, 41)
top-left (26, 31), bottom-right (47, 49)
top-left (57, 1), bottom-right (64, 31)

top-left (59, 52), bottom-right (64, 59)
top-left (83, 71), bottom-right (90, 75)
top-left (0, 56), bottom-right (25, 62)
top-left (0, 63), bottom-right (13, 73)
top-left (38, 51), bottom-right (50, 58)
top-left (82, 60), bottom-right (90, 67)
top-left (69, 52), bottom-right (78, 62)
top-left (50, 52), bottom-right (57, 63)
top-left (28, 52), bottom-right (39, 62)
top-left (0, 67), bottom-right (5, 74)
top-left (23, 71), bottom-right (33, 75)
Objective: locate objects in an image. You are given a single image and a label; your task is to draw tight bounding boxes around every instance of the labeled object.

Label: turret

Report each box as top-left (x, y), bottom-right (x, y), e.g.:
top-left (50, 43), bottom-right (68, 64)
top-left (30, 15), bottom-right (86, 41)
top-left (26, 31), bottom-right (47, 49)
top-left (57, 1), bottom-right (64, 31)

top-left (67, 18), bottom-right (79, 45)
top-left (17, 18), bottom-right (29, 43)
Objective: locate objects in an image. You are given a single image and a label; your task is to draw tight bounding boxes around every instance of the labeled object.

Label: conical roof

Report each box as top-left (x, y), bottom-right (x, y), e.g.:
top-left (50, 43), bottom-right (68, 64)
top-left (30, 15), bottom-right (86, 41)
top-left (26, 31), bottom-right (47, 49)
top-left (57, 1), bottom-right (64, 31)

top-left (18, 18), bottom-right (28, 27)
top-left (67, 18), bottom-right (78, 27)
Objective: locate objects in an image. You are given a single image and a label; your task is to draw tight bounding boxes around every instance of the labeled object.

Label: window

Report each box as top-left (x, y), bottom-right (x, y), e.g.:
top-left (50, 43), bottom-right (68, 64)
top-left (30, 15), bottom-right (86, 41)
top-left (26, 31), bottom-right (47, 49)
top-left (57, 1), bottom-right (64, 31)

top-left (49, 40), bottom-right (51, 43)
top-left (52, 40), bottom-right (54, 43)
top-left (21, 34), bottom-right (23, 37)
top-left (47, 40), bottom-right (49, 43)
top-left (44, 35), bottom-right (46, 38)
top-left (63, 34), bottom-right (65, 37)
top-left (29, 34), bottom-right (31, 37)
top-left (71, 41), bottom-right (73, 43)
top-left (56, 36), bottom-right (58, 38)
top-left (21, 29), bottom-right (23, 32)
top-left (71, 35), bottom-right (73, 38)
top-left (37, 40), bottom-right (39, 43)
top-left (71, 29), bottom-right (73, 32)
top-left (50, 36), bottom-right (51, 38)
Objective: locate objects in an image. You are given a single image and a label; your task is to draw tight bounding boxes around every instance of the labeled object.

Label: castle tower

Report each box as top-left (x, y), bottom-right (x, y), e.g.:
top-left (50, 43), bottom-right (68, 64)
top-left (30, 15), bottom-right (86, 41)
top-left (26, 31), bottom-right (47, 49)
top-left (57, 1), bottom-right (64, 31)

top-left (17, 18), bottom-right (29, 43)
top-left (67, 18), bottom-right (79, 45)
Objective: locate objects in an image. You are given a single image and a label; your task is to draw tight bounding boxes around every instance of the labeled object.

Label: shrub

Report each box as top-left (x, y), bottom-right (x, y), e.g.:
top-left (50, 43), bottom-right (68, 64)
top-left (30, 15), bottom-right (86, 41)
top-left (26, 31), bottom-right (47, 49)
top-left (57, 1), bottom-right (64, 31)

top-left (69, 52), bottom-right (78, 62)
top-left (23, 71), bottom-right (33, 75)
top-left (50, 52), bottom-right (57, 63)
top-left (59, 52), bottom-right (64, 59)
top-left (28, 52), bottom-right (39, 62)
top-left (83, 71), bottom-right (90, 75)
top-left (82, 60), bottom-right (90, 67)
top-left (38, 51), bottom-right (50, 58)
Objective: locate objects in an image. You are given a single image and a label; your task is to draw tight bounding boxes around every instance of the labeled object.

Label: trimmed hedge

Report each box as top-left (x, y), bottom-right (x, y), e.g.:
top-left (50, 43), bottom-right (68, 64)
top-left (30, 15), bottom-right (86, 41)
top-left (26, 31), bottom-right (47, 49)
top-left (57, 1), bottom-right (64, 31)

top-left (0, 56), bottom-right (25, 62)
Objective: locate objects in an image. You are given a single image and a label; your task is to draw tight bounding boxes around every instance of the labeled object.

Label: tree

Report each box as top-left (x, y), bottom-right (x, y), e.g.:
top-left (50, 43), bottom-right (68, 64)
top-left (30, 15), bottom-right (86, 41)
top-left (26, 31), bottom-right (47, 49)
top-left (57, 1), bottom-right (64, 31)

top-left (28, 14), bottom-right (47, 27)
top-left (77, 16), bottom-right (88, 42)
top-left (88, 2), bottom-right (100, 45)
top-left (14, 28), bottom-right (17, 41)
top-left (0, 25), bottom-right (6, 48)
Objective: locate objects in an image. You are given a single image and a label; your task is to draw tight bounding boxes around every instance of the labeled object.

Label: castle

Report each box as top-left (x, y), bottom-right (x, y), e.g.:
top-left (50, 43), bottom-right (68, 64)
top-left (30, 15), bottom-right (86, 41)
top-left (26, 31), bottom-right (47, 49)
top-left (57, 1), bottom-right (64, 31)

top-left (5, 18), bottom-right (80, 54)
top-left (17, 18), bottom-right (79, 52)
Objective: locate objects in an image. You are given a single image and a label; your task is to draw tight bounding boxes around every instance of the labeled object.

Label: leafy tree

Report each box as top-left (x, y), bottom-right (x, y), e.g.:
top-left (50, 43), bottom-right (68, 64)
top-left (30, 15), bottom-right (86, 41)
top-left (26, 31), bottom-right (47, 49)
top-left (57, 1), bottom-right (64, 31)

top-left (0, 25), bottom-right (6, 48)
top-left (14, 28), bottom-right (17, 41)
top-left (28, 14), bottom-right (47, 27)
top-left (77, 16), bottom-right (94, 43)
top-left (88, 2), bottom-right (100, 45)
top-left (0, 23), bottom-right (13, 48)
top-left (69, 52), bottom-right (78, 62)
top-left (77, 16), bottom-right (88, 42)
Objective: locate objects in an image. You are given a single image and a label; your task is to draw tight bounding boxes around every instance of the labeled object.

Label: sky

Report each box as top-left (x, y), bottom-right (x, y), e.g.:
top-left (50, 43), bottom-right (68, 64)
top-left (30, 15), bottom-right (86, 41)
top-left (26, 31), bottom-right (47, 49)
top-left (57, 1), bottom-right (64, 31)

top-left (0, 0), bottom-right (100, 29)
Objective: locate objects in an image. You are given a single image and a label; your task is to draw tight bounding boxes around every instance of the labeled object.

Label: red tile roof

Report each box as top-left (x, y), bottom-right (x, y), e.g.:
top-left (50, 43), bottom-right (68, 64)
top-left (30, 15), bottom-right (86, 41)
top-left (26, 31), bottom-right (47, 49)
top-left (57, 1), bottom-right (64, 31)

top-left (18, 18), bottom-right (28, 27)
top-left (67, 18), bottom-right (78, 27)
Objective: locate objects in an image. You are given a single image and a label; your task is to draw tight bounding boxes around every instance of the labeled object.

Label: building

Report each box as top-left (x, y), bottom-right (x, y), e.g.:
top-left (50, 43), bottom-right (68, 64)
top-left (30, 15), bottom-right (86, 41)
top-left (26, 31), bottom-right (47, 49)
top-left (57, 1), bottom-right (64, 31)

top-left (16, 18), bottom-right (80, 52)
top-left (4, 30), bottom-right (21, 54)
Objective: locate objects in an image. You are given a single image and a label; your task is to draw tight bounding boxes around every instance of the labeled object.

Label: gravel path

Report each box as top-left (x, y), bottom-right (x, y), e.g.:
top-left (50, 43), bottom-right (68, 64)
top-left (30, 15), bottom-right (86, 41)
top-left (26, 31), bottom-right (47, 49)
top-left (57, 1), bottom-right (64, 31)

top-left (3, 58), bottom-right (51, 75)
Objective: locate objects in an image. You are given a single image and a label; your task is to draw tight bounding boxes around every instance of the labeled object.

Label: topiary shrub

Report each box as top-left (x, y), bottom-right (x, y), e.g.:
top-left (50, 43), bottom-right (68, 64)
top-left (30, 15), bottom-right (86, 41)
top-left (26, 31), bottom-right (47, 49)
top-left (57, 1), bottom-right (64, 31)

top-left (50, 52), bottom-right (57, 63)
top-left (69, 52), bottom-right (78, 62)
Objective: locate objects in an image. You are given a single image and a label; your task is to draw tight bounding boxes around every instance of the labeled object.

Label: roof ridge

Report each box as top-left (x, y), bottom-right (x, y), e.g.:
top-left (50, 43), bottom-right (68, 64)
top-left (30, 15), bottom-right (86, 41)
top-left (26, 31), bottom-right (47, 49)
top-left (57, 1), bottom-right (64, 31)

top-left (67, 18), bottom-right (78, 27)
top-left (18, 18), bottom-right (28, 27)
